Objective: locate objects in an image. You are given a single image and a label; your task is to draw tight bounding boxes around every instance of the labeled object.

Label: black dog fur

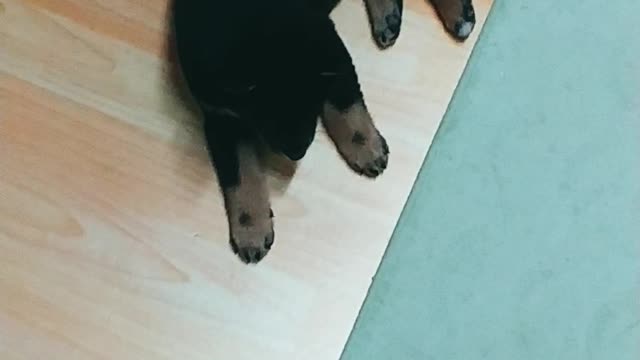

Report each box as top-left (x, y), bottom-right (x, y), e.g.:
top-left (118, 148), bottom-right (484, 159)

top-left (173, 0), bottom-right (475, 264)
top-left (174, 0), bottom-right (389, 264)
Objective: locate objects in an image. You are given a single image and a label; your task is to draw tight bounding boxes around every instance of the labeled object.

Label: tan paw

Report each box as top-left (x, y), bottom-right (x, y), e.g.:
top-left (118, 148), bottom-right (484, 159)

top-left (223, 143), bottom-right (274, 264)
top-left (343, 130), bottom-right (389, 178)
top-left (323, 102), bottom-right (390, 178)
top-left (229, 208), bottom-right (274, 264)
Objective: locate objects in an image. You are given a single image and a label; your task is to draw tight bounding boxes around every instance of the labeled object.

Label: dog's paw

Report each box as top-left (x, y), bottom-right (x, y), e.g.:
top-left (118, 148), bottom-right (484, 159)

top-left (368, 0), bottom-right (402, 49)
top-left (323, 102), bottom-right (390, 178)
top-left (345, 131), bottom-right (389, 178)
top-left (433, 0), bottom-right (476, 41)
top-left (229, 208), bottom-right (275, 264)
top-left (452, 1), bottom-right (475, 40)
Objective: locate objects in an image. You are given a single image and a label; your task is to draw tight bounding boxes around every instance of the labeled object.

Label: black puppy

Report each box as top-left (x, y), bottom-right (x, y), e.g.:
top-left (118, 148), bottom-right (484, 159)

top-left (174, 0), bottom-right (389, 264)
top-left (363, 0), bottom-right (476, 49)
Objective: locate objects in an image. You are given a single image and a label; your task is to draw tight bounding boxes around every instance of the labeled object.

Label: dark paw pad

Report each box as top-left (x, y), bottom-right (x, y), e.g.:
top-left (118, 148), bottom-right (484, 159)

top-left (352, 131), bottom-right (366, 145)
top-left (239, 212), bottom-right (252, 226)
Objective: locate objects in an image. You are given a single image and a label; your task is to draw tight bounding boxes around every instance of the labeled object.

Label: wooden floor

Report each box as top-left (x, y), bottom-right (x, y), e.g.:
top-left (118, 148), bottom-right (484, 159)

top-left (0, 0), bottom-right (491, 359)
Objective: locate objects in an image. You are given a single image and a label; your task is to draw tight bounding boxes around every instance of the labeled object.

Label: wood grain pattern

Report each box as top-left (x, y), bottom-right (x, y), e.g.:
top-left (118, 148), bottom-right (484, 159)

top-left (0, 0), bottom-right (492, 359)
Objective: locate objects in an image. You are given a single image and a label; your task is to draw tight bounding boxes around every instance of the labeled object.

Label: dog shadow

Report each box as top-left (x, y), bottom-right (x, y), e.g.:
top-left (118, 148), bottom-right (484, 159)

top-left (256, 141), bottom-right (299, 196)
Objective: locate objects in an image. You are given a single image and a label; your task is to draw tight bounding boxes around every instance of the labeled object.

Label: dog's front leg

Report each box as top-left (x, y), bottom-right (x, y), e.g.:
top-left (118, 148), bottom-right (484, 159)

top-left (203, 114), bottom-right (274, 264)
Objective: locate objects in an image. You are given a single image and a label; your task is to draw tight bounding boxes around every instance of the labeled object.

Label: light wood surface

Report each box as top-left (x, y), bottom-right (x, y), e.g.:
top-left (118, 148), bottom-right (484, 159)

top-left (0, 0), bottom-right (492, 359)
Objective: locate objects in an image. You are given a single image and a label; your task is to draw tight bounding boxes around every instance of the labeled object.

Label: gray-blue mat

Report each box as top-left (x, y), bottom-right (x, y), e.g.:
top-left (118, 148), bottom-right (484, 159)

top-left (341, 0), bottom-right (640, 359)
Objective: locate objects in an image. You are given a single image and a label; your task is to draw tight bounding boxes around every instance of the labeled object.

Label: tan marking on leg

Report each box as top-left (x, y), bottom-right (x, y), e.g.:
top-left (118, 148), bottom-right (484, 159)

top-left (322, 102), bottom-right (389, 178)
top-left (225, 143), bottom-right (274, 264)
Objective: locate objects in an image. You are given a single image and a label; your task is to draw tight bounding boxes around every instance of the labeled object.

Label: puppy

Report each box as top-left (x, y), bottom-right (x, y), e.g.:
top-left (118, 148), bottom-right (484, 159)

top-left (363, 0), bottom-right (476, 49)
top-left (173, 0), bottom-right (389, 264)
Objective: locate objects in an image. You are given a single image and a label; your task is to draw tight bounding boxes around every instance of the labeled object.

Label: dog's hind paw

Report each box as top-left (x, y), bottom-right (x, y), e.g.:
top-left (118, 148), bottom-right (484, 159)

top-left (228, 208), bottom-right (275, 264)
top-left (366, 0), bottom-right (403, 49)
top-left (222, 144), bottom-right (275, 264)
top-left (432, 0), bottom-right (476, 41)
